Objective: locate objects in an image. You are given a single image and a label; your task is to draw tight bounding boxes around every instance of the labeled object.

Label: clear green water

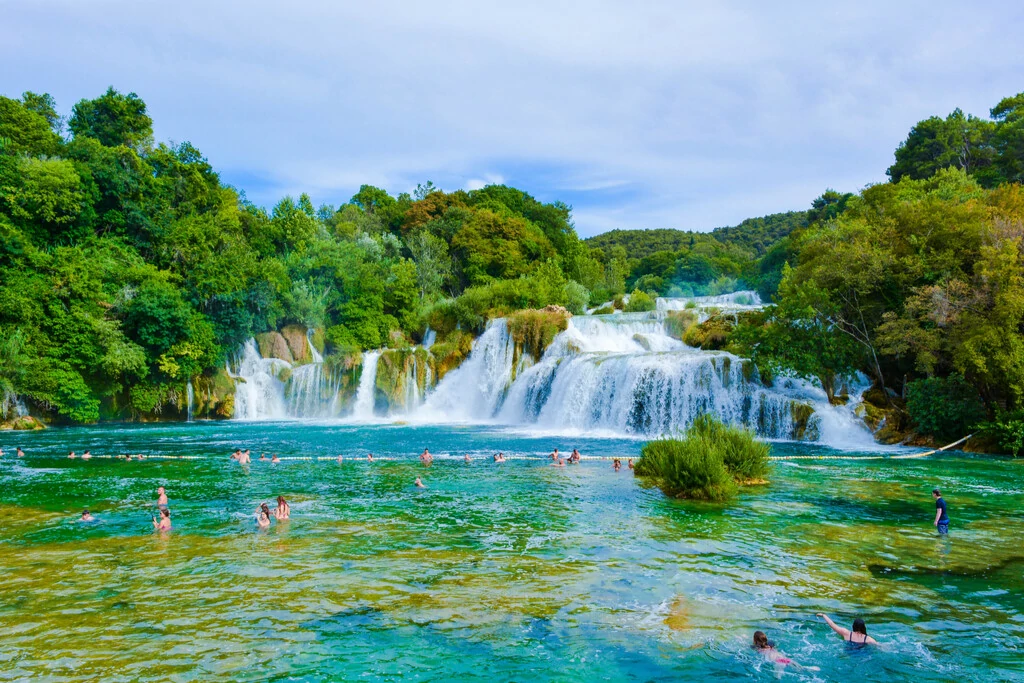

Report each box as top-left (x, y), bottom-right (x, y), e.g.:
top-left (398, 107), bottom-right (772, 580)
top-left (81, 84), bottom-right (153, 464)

top-left (1, 422), bottom-right (1023, 682)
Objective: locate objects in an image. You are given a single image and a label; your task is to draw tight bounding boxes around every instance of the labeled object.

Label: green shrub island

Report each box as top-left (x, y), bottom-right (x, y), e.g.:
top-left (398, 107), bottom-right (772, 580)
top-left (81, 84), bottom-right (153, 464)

top-left (634, 415), bottom-right (771, 501)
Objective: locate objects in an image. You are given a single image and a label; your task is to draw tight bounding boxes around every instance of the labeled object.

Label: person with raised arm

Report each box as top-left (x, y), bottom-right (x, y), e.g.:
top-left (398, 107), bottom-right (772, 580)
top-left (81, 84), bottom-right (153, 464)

top-left (817, 614), bottom-right (878, 646)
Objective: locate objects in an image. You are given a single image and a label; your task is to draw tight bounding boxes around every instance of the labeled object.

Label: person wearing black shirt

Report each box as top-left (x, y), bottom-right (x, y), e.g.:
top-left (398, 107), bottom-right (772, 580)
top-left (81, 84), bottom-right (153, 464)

top-left (932, 488), bottom-right (949, 534)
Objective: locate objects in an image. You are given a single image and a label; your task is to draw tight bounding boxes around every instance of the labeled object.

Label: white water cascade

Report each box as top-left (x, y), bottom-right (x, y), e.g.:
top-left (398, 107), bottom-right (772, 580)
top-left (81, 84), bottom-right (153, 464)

top-left (186, 382), bottom-right (194, 422)
top-left (227, 292), bottom-right (876, 445)
top-left (409, 306), bottom-right (874, 444)
top-left (352, 351), bottom-right (381, 419)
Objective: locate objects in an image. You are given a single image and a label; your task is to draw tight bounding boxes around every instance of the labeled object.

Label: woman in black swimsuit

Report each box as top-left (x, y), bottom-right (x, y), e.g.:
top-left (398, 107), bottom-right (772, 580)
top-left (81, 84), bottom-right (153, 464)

top-left (817, 613), bottom-right (878, 645)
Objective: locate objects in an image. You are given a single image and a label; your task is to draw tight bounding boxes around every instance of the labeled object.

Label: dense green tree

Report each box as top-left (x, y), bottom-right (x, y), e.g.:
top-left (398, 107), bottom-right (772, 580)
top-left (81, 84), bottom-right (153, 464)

top-left (68, 87), bottom-right (153, 148)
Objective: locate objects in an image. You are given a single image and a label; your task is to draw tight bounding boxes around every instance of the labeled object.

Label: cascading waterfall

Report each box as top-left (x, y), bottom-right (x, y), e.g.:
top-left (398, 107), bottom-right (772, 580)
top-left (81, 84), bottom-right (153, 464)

top-left (416, 320), bottom-right (521, 421)
top-left (230, 339), bottom-right (290, 420)
top-left (186, 382), bottom-right (194, 422)
top-left (352, 351), bottom-right (381, 419)
top-left (227, 296), bottom-right (875, 446)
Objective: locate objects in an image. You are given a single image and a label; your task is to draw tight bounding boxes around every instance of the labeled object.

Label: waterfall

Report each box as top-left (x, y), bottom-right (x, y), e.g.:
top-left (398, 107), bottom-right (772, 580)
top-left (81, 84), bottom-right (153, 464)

top-left (422, 327), bottom-right (436, 349)
top-left (352, 351), bottom-right (380, 419)
top-left (416, 320), bottom-right (518, 421)
top-left (230, 339), bottom-right (289, 420)
top-left (186, 382), bottom-right (194, 422)
top-left (409, 311), bottom-right (872, 444)
top-left (225, 312), bottom-right (874, 446)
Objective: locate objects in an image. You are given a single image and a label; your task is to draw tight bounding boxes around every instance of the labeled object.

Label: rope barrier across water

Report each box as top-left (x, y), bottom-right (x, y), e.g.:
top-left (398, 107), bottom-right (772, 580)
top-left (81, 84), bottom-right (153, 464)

top-left (8, 435), bottom-right (973, 463)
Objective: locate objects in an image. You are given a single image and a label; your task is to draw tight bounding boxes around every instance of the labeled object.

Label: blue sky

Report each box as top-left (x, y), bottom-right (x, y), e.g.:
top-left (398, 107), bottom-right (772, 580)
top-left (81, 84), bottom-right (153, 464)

top-left (2, 1), bottom-right (1023, 237)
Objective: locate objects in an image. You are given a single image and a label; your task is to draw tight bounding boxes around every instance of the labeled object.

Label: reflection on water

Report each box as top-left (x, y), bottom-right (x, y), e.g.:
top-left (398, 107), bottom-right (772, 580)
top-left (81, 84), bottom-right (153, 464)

top-left (1, 422), bottom-right (1022, 681)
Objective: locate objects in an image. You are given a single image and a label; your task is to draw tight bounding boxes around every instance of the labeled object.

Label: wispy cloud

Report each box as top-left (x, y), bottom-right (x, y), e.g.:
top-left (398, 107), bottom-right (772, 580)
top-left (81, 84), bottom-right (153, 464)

top-left (2, 0), bottom-right (1022, 235)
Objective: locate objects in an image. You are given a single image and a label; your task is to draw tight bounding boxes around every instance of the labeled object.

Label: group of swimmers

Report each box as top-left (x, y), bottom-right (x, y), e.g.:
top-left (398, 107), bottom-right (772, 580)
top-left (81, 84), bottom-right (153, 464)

top-left (254, 496), bottom-right (291, 528)
top-left (752, 614), bottom-right (877, 671)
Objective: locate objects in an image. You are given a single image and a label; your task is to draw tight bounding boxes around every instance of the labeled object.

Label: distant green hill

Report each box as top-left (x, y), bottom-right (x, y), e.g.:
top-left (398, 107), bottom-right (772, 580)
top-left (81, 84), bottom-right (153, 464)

top-left (585, 210), bottom-right (808, 259)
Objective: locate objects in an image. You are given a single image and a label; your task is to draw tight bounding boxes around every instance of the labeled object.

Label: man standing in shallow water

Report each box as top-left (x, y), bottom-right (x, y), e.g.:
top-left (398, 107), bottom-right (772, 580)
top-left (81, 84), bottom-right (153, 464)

top-left (933, 488), bottom-right (949, 534)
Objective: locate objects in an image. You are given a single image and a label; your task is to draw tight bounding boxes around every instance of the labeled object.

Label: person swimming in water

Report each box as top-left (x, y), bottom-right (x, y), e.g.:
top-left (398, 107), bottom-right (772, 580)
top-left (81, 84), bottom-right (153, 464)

top-left (551, 457), bottom-right (566, 467)
top-left (415, 477), bottom-right (426, 488)
top-left (240, 450), bottom-right (251, 464)
top-left (68, 451), bottom-right (76, 459)
top-left (549, 448), bottom-right (559, 460)
top-left (613, 458), bottom-right (621, 471)
top-left (274, 496), bottom-right (290, 520)
top-left (80, 509), bottom-right (95, 522)
top-left (271, 454), bottom-right (280, 463)
top-left (464, 453), bottom-right (471, 463)
top-left (420, 448), bottom-right (433, 464)
top-left (17, 447), bottom-right (24, 457)
top-left (367, 453), bottom-right (374, 462)
top-left (82, 450), bottom-right (92, 460)
top-left (157, 486), bottom-right (168, 508)
top-left (752, 631), bottom-right (818, 671)
top-left (627, 458), bottom-right (634, 470)
top-left (817, 613), bottom-right (878, 646)
top-left (255, 503), bottom-right (271, 528)
top-left (259, 453), bottom-right (268, 462)
top-left (337, 454), bottom-right (344, 463)
top-left (570, 449), bottom-right (581, 463)
top-left (153, 507), bottom-right (171, 531)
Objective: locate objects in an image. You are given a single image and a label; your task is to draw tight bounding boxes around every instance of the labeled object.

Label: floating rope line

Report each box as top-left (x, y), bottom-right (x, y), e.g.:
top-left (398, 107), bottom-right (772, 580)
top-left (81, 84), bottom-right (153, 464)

top-left (768, 434), bottom-right (973, 462)
top-left (11, 435), bottom-right (974, 463)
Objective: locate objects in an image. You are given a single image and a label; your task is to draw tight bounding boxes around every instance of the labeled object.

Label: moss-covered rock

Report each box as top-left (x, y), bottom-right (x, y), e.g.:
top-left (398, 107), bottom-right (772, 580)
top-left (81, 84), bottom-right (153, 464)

top-left (0, 415), bottom-right (45, 430)
top-left (375, 347), bottom-right (435, 413)
top-left (507, 306), bottom-right (571, 361)
top-left (856, 389), bottom-right (911, 444)
top-left (281, 324), bottom-right (312, 363)
top-left (664, 310), bottom-right (697, 340)
top-left (790, 402), bottom-right (816, 440)
top-left (682, 315), bottom-right (734, 350)
top-left (255, 331), bottom-right (294, 363)
top-left (191, 368), bottom-right (237, 419)
top-left (430, 329), bottom-right (475, 381)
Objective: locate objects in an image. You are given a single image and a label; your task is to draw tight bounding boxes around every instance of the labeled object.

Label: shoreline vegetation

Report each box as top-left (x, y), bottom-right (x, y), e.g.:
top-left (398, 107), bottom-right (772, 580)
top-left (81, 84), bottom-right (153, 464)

top-left (634, 415), bottom-right (771, 501)
top-left (2, 86), bottom-right (1024, 454)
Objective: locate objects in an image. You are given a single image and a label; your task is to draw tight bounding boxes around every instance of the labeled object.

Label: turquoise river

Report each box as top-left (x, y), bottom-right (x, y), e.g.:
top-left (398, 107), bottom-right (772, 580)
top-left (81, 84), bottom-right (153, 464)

top-left (1, 422), bottom-right (1022, 681)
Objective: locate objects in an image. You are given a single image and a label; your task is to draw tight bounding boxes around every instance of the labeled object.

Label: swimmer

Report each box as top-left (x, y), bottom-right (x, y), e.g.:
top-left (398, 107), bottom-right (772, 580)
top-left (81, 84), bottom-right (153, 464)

top-left (153, 507), bottom-right (171, 531)
top-left (337, 454), bottom-right (344, 463)
top-left (82, 450), bottom-right (92, 460)
top-left (230, 450), bottom-right (240, 461)
top-left (627, 458), bottom-right (634, 470)
top-left (68, 451), bottom-right (76, 459)
top-left (549, 448), bottom-right (559, 460)
top-left (551, 457), bottom-right (566, 467)
top-left (259, 453), bottom-right (268, 461)
top-left (464, 453), bottom-right (471, 463)
top-left (415, 477), bottom-right (426, 488)
top-left (494, 452), bottom-right (506, 463)
top-left (17, 447), bottom-right (24, 457)
top-left (136, 454), bottom-right (145, 460)
top-left (817, 613), bottom-right (878, 646)
top-left (570, 449), bottom-right (581, 463)
top-left (238, 450), bottom-right (251, 464)
top-left (0, 447), bottom-right (4, 457)
top-left (613, 458), bottom-right (621, 471)
top-left (367, 453), bottom-right (374, 462)
top-left (274, 496), bottom-right (290, 520)
top-left (157, 486), bottom-right (168, 507)
top-left (752, 631), bottom-right (818, 671)
top-left (255, 503), bottom-right (271, 528)
top-left (271, 453), bottom-right (280, 463)
top-left (420, 448), bottom-right (433, 464)
top-left (80, 509), bottom-right (95, 522)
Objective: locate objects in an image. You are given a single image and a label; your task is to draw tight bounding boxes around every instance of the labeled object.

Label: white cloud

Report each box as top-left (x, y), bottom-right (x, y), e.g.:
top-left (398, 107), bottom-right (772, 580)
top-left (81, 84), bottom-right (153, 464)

top-left (2, 1), bottom-right (1023, 236)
